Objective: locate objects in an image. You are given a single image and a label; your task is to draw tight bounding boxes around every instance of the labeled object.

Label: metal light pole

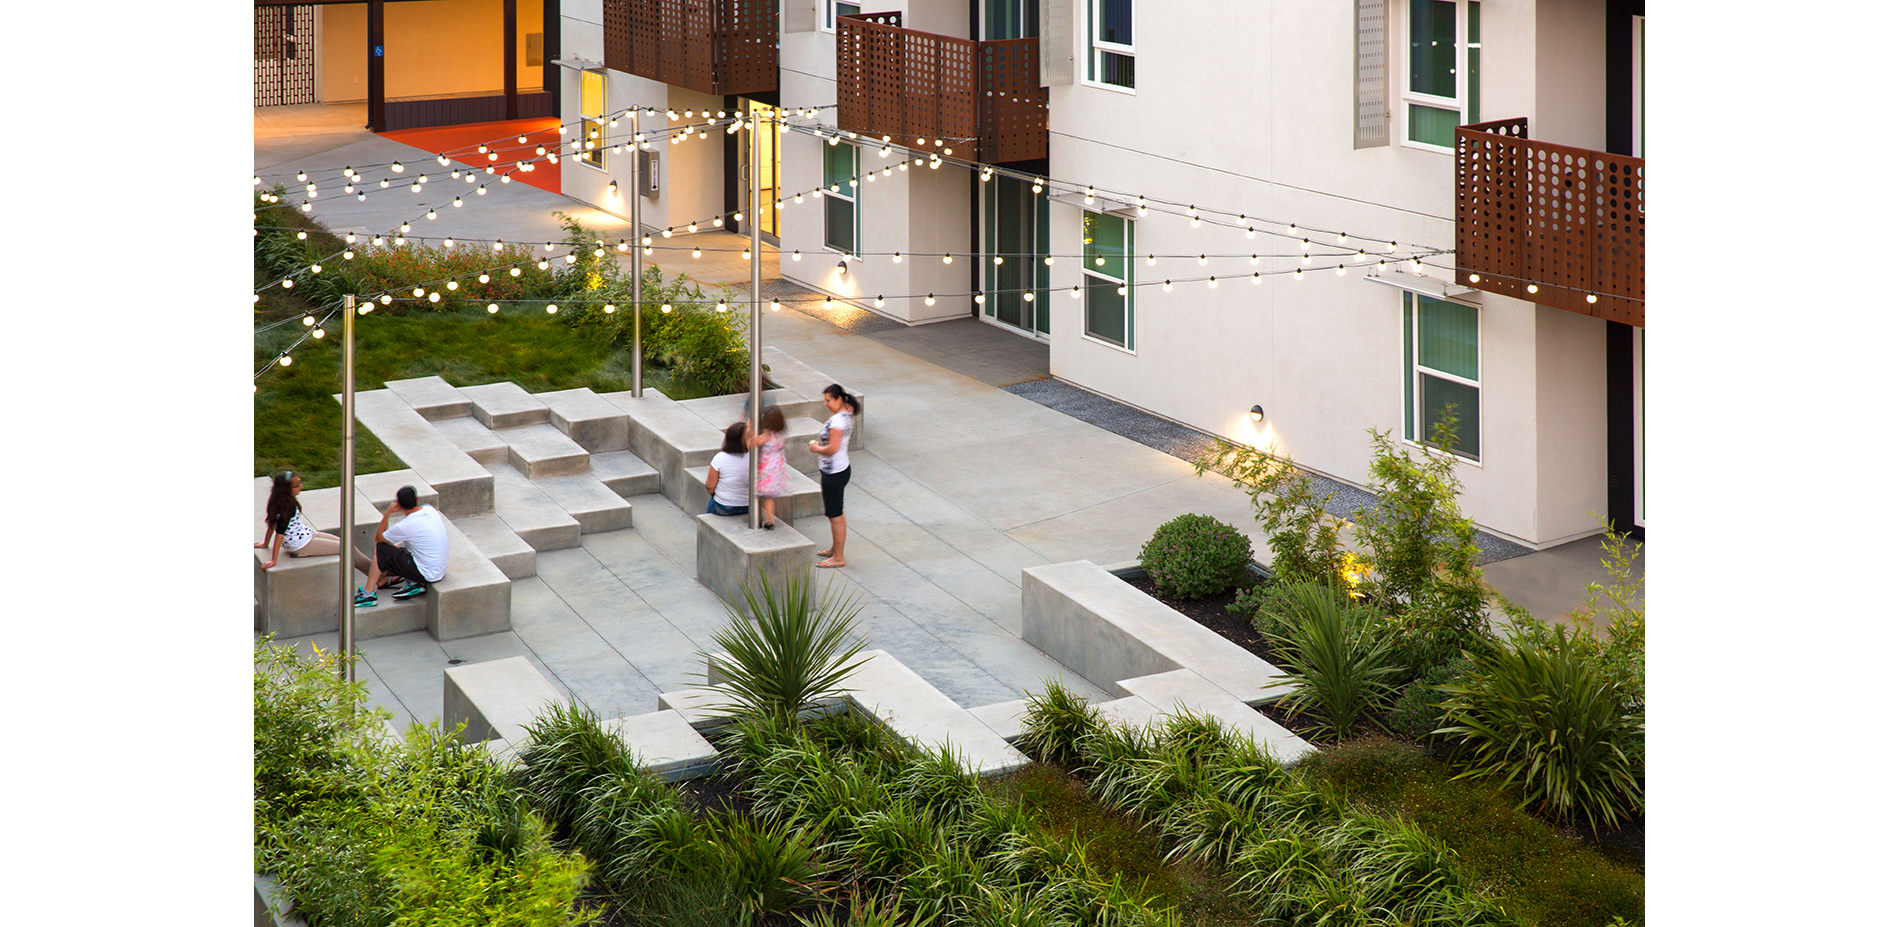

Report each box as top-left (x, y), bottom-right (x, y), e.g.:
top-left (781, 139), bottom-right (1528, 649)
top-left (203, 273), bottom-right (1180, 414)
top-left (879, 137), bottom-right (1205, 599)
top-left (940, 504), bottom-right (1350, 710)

top-left (339, 293), bottom-right (357, 685)
top-left (630, 125), bottom-right (644, 398)
top-left (746, 108), bottom-right (764, 529)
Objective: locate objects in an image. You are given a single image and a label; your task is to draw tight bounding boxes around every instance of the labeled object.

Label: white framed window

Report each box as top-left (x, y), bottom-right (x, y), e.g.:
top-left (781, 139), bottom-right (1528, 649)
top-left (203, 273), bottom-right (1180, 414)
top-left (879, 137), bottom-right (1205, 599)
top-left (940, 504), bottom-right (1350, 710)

top-left (1086, 0), bottom-right (1134, 90)
top-left (1402, 0), bottom-right (1479, 150)
top-left (1081, 210), bottom-right (1133, 349)
top-left (1402, 292), bottom-right (1480, 460)
top-left (579, 70), bottom-right (606, 170)
top-left (822, 141), bottom-right (858, 255)
top-left (821, 1), bottom-right (862, 33)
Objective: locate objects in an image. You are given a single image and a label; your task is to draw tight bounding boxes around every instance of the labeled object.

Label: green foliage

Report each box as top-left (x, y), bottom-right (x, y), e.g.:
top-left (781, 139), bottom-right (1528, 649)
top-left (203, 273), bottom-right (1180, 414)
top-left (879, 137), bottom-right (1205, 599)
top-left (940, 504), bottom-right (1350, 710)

top-left (1300, 737), bottom-right (1644, 927)
top-left (1138, 514), bottom-right (1254, 600)
top-left (714, 815), bottom-right (829, 918)
top-left (517, 701), bottom-right (641, 842)
top-left (1507, 520), bottom-right (1646, 704)
top-left (255, 642), bottom-right (591, 927)
top-left (1195, 440), bottom-right (1349, 587)
top-left (622, 876), bottom-right (749, 927)
top-left (1259, 582), bottom-right (1404, 742)
top-left (1435, 625), bottom-right (1645, 834)
top-left (1018, 681), bottom-right (1109, 769)
top-left (1350, 427), bottom-right (1489, 624)
top-left (1384, 657), bottom-right (1472, 743)
top-left (565, 263), bottom-right (755, 398)
top-left (704, 572), bottom-right (871, 727)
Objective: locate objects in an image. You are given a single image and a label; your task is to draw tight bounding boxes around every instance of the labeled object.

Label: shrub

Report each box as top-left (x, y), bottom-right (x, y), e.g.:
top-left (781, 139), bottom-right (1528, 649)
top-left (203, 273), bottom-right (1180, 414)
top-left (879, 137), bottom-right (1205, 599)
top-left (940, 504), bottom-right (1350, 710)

top-left (1262, 582), bottom-right (1403, 742)
top-left (1436, 624), bottom-right (1645, 833)
top-left (1385, 656), bottom-right (1473, 742)
top-left (1018, 682), bottom-right (1108, 769)
top-left (1194, 441), bottom-right (1349, 587)
top-left (1137, 513), bottom-right (1253, 600)
top-left (703, 572), bottom-right (870, 727)
top-left (516, 701), bottom-right (640, 840)
top-left (714, 815), bottom-right (828, 919)
top-left (1350, 427), bottom-right (1489, 624)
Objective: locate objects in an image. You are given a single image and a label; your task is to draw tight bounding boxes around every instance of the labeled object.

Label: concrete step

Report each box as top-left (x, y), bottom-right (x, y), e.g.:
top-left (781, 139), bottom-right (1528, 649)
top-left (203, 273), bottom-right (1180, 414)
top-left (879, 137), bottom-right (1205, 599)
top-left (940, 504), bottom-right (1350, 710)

top-left (487, 463), bottom-right (582, 551)
top-left (348, 588), bottom-right (430, 639)
top-left (532, 472), bottom-right (633, 534)
top-left (683, 463), bottom-right (823, 524)
top-left (536, 387), bottom-right (632, 453)
top-left (383, 375), bottom-right (471, 421)
top-left (599, 390), bottom-right (725, 510)
top-left (461, 381), bottom-right (550, 429)
top-left (457, 512), bottom-right (537, 579)
top-left (589, 450), bottom-right (661, 497)
top-left (435, 416), bottom-right (510, 466)
top-left (762, 346), bottom-right (866, 450)
top-left (425, 515), bottom-right (514, 640)
top-left (348, 389), bottom-right (494, 517)
top-left (496, 422), bottom-right (592, 478)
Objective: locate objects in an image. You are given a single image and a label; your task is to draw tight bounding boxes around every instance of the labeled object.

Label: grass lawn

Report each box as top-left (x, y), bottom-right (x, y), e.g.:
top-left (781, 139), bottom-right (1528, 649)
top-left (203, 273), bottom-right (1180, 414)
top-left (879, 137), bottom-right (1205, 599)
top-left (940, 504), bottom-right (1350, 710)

top-left (255, 289), bottom-right (698, 489)
top-left (1299, 735), bottom-right (1644, 927)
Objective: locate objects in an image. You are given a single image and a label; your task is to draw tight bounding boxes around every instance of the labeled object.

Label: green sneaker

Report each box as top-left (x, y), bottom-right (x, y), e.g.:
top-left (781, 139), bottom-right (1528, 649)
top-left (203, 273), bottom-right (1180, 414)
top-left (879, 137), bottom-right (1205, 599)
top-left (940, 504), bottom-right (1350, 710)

top-left (392, 581), bottom-right (427, 600)
top-left (354, 588), bottom-right (378, 608)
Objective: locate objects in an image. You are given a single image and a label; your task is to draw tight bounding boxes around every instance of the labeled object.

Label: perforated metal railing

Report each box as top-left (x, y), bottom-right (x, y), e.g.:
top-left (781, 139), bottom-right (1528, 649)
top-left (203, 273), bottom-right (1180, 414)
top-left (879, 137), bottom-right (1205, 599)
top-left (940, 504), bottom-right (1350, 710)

top-left (1455, 118), bottom-right (1645, 327)
top-left (837, 14), bottom-right (1047, 164)
top-left (602, 0), bottom-right (777, 97)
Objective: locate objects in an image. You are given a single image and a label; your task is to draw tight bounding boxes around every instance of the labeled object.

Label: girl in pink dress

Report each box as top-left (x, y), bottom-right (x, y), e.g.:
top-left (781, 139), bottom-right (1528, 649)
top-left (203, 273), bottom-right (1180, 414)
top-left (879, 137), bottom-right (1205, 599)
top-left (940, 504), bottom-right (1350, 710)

top-left (749, 405), bottom-right (790, 529)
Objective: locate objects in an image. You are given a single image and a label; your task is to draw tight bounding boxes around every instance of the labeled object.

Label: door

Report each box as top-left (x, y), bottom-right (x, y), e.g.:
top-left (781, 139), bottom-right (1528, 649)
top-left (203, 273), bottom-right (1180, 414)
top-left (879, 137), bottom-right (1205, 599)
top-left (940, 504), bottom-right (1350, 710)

top-left (984, 0), bottom-right (1040, 39)
top-left (255, 5), bottom-right (316, 107)
top-left (983, 174), bottom-right (1049, 336)
top-left (738, 98), bottom-right (781, 244)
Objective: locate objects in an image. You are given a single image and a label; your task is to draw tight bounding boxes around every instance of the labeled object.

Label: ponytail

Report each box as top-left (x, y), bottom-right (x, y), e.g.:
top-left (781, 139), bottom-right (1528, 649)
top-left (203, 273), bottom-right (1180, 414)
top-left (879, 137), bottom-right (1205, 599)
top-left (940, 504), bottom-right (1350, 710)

top-left (823, 383), bottom-right (861, 415)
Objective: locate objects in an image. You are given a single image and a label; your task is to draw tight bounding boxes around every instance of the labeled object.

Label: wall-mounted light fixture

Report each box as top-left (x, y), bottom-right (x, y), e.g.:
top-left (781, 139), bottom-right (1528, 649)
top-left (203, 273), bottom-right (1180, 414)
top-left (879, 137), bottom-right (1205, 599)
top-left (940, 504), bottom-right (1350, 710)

top-left (835, 259), bottom-right (849, 277)
top-left (1249, 405), bottom-right (1264, 423)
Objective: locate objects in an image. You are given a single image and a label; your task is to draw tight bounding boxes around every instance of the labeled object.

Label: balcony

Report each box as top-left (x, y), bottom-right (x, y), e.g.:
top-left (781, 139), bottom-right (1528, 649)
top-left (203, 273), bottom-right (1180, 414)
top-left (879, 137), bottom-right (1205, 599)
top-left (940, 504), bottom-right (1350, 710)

top-left (601, 0), bottom-right (776, 97)
top-left (836, 13), bottom-right (1047, 164)
top-left (1455, 118), bottom-right (1645, 327)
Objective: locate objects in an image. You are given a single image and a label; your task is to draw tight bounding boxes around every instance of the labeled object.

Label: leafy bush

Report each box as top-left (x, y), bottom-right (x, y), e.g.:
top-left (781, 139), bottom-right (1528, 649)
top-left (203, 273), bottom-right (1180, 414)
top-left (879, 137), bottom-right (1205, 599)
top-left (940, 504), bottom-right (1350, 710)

top-left (1385, 656), bottom-right (1472, 742)
top-left (714, 816), bottom-right (829, 918)
top-left (255, 641), bottom-right (592, 927)
top-left (1351, 427), bottom-right (1489, 621)
top-left (1436, 624), bottom-right (1645, 833)
top-left (566, 263), bottom-right (754, 397)
top-left (1018, 681), bottom-right (1108, 770)
top-left (1194, 441), bottom-right (1349, 587)
top-left (704, 572), bottom-right (870, 726)
top-left (1137, 513), bottom-right (1253, 600)
top-left (1262, 582), bottom-right (1404, 742)
top-left (517, 701), bottom-right (641, 841)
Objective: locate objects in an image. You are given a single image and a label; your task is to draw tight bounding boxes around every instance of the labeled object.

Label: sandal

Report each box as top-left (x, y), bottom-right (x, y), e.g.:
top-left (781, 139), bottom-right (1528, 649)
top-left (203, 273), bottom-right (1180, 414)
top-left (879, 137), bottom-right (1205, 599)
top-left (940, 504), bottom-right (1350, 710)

top-left (816, 558), bottom-right (846, 569)
top-left (814, 549), bottom-right (834, 558)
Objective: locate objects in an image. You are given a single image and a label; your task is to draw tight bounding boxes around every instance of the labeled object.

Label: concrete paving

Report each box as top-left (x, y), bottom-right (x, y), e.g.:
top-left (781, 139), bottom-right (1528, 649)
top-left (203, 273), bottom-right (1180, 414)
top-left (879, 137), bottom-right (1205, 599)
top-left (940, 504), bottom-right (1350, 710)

top-left (257, 105), bottom-right (1642, 730)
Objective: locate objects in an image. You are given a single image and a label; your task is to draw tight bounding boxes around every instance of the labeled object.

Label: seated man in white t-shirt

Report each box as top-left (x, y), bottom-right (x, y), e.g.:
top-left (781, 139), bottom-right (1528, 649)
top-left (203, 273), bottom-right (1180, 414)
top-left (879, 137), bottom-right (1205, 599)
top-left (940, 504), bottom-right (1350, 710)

top-left (355, 485), bottom-right (449, 608)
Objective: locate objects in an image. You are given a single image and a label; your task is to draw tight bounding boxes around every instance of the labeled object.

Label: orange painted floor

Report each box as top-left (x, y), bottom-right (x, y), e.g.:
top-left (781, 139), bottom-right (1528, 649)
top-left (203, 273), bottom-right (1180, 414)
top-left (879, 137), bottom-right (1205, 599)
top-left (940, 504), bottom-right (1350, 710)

top-left (378, 118), bottom-right (565, 194)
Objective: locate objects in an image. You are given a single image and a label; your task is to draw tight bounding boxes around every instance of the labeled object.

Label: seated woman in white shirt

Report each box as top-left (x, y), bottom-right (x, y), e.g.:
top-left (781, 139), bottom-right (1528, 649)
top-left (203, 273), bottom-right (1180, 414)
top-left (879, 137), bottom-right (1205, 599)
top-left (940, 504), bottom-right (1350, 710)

top-left (704, 421), bottom-right (752, 517)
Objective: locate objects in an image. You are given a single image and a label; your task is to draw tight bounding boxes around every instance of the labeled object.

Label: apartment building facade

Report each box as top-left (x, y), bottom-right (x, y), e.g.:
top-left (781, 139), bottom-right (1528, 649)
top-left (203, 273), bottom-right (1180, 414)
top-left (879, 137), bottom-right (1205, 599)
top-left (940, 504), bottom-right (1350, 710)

top-left (551, 0), bottom-right (1646, 549)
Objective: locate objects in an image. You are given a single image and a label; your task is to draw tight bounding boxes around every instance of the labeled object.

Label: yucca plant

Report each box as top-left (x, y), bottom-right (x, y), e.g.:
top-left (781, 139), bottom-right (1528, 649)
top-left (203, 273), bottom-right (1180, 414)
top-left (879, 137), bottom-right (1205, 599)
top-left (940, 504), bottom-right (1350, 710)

top-left (704, 572), bottom-right (870, 726)
top-left (1435, 624), bottom-right (1645, 833)
top-left (1265, 581), bottom-right (1403, 742)
top-left (517, 701), bottom-right (639, 838)
top-left (1018, 681), bottom-right (1109, 769)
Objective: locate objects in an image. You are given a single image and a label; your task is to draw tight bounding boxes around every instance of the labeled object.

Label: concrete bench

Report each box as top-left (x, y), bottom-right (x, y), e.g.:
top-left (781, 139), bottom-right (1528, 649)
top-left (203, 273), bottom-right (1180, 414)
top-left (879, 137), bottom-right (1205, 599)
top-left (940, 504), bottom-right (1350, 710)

top-left (435, 416), bottom-right (510, 465)
top-left (1114, 669), bottom-right (1315, 764)
top-left (1022, 560), bottom-right (1293, 707)
top-left (604, 710), bottom-right (719, 782)
top-left (536, 387), bottom-right (632, 453)
top-left (694, 512), bottom-right (818, 611)
top-left (531, 472), bottom-right (633, 534)
top-left (487, 462), bottom-right (582, 551)
top-left (494, 422), bottom-right (591, 478)
top-left (383, 374), bottom-right (471, 421)
top-left (253, 479), bottom-right (418, 639)
top-left (682, 464), bottom-right (823, 527)
top-left (600, 390), bottom-right (727, 510)
top-left (444, 655), bottom-right (566, 745)
top-left (460, 381), bottom-right (550, 429)
top-left (661, 649), bottom-right (1029, 777)
top-left (456, 512), bottom-right (537, 579)
top-left (422, 513), bottom-right (514, 640)
top-left (348, 389), bottom-right (494, 517)
top-left (589, 450), bottom-right (662, 497)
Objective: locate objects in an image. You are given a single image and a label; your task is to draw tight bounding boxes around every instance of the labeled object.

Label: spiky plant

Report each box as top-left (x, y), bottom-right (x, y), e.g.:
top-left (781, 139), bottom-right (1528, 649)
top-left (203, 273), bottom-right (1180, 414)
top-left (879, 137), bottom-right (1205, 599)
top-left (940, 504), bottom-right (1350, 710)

top-left (1265, 581), bottom-right (1404, 742)
top-left (516, 701), bottom-right (639, 839)
top-left (704, 572), bottom-right (869, 727)
top-left (714, 815), bottom-right (830, 919)
top-left (1018, 681), bottom-right (1108, 769)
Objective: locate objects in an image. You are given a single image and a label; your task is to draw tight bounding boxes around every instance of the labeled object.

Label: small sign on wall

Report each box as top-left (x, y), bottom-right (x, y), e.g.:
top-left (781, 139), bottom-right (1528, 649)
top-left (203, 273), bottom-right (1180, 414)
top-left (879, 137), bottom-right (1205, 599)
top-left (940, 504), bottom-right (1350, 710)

top-left (526, 33), bottom-right (543, 67)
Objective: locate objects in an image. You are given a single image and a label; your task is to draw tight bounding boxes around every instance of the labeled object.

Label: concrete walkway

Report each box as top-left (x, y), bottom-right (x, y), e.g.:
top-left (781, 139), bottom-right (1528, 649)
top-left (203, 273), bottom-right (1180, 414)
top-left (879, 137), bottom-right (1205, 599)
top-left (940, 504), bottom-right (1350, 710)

top-left (256, 105), bottom-right (1641, 729)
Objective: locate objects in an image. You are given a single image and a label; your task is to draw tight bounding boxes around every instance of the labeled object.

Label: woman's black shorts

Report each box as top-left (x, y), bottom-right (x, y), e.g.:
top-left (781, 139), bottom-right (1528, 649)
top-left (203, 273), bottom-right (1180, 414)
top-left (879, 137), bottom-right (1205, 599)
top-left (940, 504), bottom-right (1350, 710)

top-left (820, 467), bottom-right (851, 518)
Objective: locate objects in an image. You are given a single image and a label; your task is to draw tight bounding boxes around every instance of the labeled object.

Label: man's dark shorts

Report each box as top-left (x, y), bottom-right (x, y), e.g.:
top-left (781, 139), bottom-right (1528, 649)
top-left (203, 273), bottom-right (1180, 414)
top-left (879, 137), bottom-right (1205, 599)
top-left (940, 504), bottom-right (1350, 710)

top-left (376, 541), bottom-right (427, 586)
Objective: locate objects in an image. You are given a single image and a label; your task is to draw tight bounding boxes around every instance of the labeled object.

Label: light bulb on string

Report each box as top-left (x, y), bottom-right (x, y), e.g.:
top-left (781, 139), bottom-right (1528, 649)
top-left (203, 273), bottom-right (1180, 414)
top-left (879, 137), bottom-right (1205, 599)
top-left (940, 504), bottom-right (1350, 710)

top-left (380, 294), bottom-right (394, 304)
top-left (302, 315), bottom-right (315, 327)
top-left (791, 250), bottom-right (802, 261)
top-left (924, 294), bottom-right (936, 306)
top-left (1525, 284), bottom-right (1539, 294)
top-left (1116, 285), bottom-right (1127, 296)
top-left (446, 280), bottom-right (459, 291)
top-left (279, 355), bottom-right (293, 367)
top-left (565, 254), bottom-right (577, 264)
top-left (1197, 255), bottom-right (1207, 266)
top-left (692, 248), bottom-right (702, 259)
top-left (1294, 268), bottom-right (1304, 281)
top-left (603, 304), bottom-right (616, 314)
top-left (282, 279), bottom-right (295, 289)
top-left (310, 264), bottom-right (323, 274)
top-left (537, 259), bottom-right (550, 270)
top-left (478, 273), bottom-right (490, 283)
top-left (510, 267), bottom-right (522, 277)
top-left (1252, 273), bottom-right (1262, 284)
top-left (1022, 291), bottom-right (1035, 302)
top-left (546, 304), bottom-right (559, 314)
top-left (312, 328), bottom-right (325, 339)
top-left (993, 256), bottom-right (1004, 266)
top-left (390, 161), bottom-right (403, 173)
top-left (1162, 280), bottom-right (1173, 292)
top-left (1207, 277), bottom-right (1218, 289)
top-left (974, 293), bottom-right (986, 305)
top-left (488, 303), bottom-right (499, 313)
top-left (1070, 286), bottom-right (1082, 299)
top-left (943, 253), bottom-right (953, 265)
top-left (1145, 255), bottom-right (1155, 266)
top-left (874, 295), bottom-right (885, 308)
top-left (1249, 254), bottom-right (1259, 266)
top-left (428, 292), bottom-right (442, 303)
top-left (716, 299), bottom-right (729, 312)
top-left (1336, 265), bottom-right (1347, 276)
top-left (661, 303), bottom-right (672, 313)
top-left (426, 209), bottom-right (437, 220)
top-left (296, 231), bottom-right (309, 241)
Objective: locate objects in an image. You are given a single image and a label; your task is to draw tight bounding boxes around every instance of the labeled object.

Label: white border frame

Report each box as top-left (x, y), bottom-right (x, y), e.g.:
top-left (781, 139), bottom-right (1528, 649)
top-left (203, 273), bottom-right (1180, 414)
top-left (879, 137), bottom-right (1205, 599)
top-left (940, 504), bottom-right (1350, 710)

top-left (820, 0), bottom-right (863, 34)
top-left (1399, 0), bottom-right (1476, 153)
top-left (1401, 291), bottom-right (1483, 464)
top-left (1080, 209), bottom-right (1135, 352)
top-left (1083, 0), bottom-right (1137, 92)
top-left (821, 140), bottom-right (860, 257)
top-left (579, 70), bottom-right (608, 172)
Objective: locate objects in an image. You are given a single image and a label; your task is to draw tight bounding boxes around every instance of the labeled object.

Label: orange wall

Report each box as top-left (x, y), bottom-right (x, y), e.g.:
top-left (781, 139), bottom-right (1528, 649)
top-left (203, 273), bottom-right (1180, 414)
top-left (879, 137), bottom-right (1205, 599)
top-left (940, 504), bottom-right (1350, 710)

top-left (320, 0), bottom-right (546, 103)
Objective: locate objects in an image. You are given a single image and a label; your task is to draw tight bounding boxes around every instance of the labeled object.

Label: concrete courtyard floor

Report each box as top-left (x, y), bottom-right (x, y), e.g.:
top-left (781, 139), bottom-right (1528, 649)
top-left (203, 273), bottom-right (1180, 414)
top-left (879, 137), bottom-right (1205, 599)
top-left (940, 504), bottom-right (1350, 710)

top-left (257, 105), bottom-right (1643, 730)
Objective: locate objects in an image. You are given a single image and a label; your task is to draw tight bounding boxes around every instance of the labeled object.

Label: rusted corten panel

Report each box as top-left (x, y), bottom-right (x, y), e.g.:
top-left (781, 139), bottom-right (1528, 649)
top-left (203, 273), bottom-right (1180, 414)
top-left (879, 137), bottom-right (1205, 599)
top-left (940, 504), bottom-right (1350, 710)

top-left (604, 0), bottom-right (776, 96)
top-left (837, 15), bottom-right (1043, 163)
top-left (1456, 118), bottom-right (1645, 327)
top-left (977, 38), bottom-right (1047, 162)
